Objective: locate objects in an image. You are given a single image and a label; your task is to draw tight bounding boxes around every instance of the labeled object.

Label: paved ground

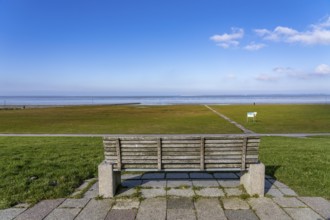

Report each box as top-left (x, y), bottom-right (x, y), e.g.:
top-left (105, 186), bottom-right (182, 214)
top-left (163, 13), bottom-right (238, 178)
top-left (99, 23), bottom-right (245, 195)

top-left (1, 172), bottom-right (329, 220)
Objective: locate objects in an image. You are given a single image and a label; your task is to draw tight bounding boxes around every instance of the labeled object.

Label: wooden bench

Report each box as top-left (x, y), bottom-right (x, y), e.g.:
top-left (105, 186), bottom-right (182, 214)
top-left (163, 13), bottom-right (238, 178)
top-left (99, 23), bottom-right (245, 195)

top-left (98, 135), bottom-right (265, 197)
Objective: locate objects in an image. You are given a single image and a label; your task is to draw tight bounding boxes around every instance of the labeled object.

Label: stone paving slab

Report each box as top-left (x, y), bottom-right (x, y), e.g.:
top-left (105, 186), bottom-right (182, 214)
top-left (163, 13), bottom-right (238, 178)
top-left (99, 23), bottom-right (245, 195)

top-left (248, 197), bottom-right (291, 220)
top-left (105, 209), bottom-right (137, 220)
top-left (112, 198), bottom-right (140, 209)
top-left (0, 208), bottom-right (27, 220)
top-left (59, 198), bottom-right (90, 208)
top-left (121, 180), bottom-right (142, 188)
top-left (136, 198), bottom-right (166, 220)
top-left (298, 197), bottom-right (330, 219)
top-left (225, 210), bottom-right (259, 220)
top-left (213, 172), bottom-right (239, 179)
top-left (195, 188), bottom-right (225, 197)
top-left (167, 197), bottom-right (194, 209)
top-left (75, 199), bottom-right (113, 220)
top-left (222, 198), bottom-right (250, 210)
top-left (166, 172), bottom-right (189, 179)
top-left (192, 180), bottom-right (220, 187)
top-left (121, 174), bottom-right (142, 180)
top-left (224, 188), bottom-right (243, 196)
top-left (141, 180), bottom-right (167, 188)
top-left (218, 180), bottom-right (240, 188)
top-left (195, 198), bottom-right (226, 220)
top-left (116, 188), bottom-right (137, 197)
top-left (273, 197), bottom-right (306, 208)
top-left (284, 207), bottom-right (323, 220)
top-left (141, 188), bottom-right (166, 198)
top-left (265, 188), bottom-right (284, 197)
top-left (16, 198), bottom-right (65, 220)
top-left (278, 187), bottom-right (298, 196)
top-left (141, 173), bottom-right (165, 179)
top-left (167, 209), bottom-right (196, 220)
top-left (167, 180), bottom-right (193, 188)
top-left (268, 179), bottom-right (289, 188)
top-left (189, 172), bottom-right (214, 179)
top-left (44, 208), bottom-right (81, 220)
top-left (167, 188), bottom-right (195, 197)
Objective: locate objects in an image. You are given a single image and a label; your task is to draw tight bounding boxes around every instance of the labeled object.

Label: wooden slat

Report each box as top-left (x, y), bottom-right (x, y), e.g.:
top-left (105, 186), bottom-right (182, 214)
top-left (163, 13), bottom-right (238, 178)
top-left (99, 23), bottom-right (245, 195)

top-left (205, 147), bottom-right (242, 152)
top-left (163, 152), bottom-right (200, 156)
top-left (205, 143), bottom-right (242, 147)
top-left (162, 159), bottom-right (199, 163)
top-left (205, 164), bottom-right (241, 168)
top-left (104, 152), bottom-right (117, 156)
top-left (162, 156), bottom-right (200, 159)
top-left (161, 144), bottom-right (200, 148)
top-left (205, 140), bottom-right (243, 144)
top-left (161, 140), bottom-right (201, 144)
top-left (121, 148), bottom-right (157, 152)
top-left (122, 164), bottom-right (157, 169)
top-left (121, 152), bottom-right (157, 156)
top-left (122, 156), bottom-right (158, 160)
top-left (122, 160), bottom-right (157, 164)
top-left (205, 155), bottom-right (241, 159)
top-left (200, 137), bottom-right (205, 171)
top-left (241, 137), bottom-right (247, 170)
top-left (163, 164), bottom-right (199, 169)
top-left (205, 159), bottom-right (242, 163)
top-left (121, 144), bottom-right (157, 148)
top-left (205, 151), bottom-right (242, 156)
top-left (158, 138), bottom-right (162, 170)
top-left (162, 148), bottom-right (200, 152)
top-left (116, 138), bottom-right (122, 171)
top-left (120, 140), bottom-right (157, 144)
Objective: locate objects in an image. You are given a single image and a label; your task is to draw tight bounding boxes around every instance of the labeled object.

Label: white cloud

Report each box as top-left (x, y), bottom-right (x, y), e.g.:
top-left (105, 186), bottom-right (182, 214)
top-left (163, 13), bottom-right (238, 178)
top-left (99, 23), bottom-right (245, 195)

top-left (255, 16), bottom-right (330, 45)
top-left (314, 64), bottom-right (330, 75)
top-left (244, 42), bottom-right (266, 51)
top-left (210, 28), bottom-right (244, 48)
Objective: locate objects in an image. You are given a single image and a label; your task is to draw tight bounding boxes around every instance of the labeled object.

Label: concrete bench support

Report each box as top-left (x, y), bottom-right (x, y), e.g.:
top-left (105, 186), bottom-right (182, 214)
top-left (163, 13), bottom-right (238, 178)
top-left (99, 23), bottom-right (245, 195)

top-left (98, 161), bottom-right (121, 198)
top-left (240, 162), bottom-right (265, 197)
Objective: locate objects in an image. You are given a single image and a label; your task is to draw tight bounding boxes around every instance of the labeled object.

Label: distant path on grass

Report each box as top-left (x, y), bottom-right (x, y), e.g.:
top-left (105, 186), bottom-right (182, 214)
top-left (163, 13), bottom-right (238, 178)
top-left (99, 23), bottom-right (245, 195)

top-left (205, 105), bottom-right (255, 134)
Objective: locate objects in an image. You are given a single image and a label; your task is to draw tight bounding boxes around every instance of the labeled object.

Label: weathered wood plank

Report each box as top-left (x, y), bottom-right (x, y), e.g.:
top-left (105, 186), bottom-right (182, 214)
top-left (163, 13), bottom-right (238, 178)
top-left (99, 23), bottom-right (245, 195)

top-left (120, 140), bottom-right (157, 144)
top-left (205, 164), bottom-right (241, 168)
top-left (206, 159), bottom-right (242, 163)
top-left (205, 155), bottom-right (241, 159)
top-left (205, 143), bottom-right (242, 147)
top-left (122, 164), bottom-right (157, 169)
top-left (104, 152), bottom-right (117, 156)
top-left (162, 156), bottom-right (200, 160)
top-left (246, 143), bottom-right (260, 147)
top-left (205, 151), bottom-right (242, 156)
top-left (205, 140), bottom-right (243, 144)
top-left (162, 159), bottom-right (199, 163)
top-left (116, 138), bottom-right (122, 171)
top-left (121, 152), bottom-right (157, 156)
top-left (161, 140), bottom-right (201, 144)
top-left (122, 156), bottom-right (158, 160)
top-left (162, 148), bottom-right (200, 152)
top-left (122, 160), bottom-right (157, 164)
top-left (163, 152), bottom-right (200, 156)
top-left (121, 148), bottom-right (157, 152)
top-left (205, 147), bottom-right (242, 152)
top-left (241, 137), bottom-right (247, 170)
top-left (158, 138), bottom-right (162, 170)
top-left (121, 144), bottom-right (157, 148)
top-left (161, 143), bottom-right (200, 148)
top-left (200, 137), bottom-right (205, 171)
top-left (163, 164), bottom-right (200, 169)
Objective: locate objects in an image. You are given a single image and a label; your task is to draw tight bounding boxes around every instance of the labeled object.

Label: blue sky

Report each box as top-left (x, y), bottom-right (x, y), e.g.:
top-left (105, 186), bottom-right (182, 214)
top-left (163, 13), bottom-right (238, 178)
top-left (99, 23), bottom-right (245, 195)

top-left (1, 0), bottom-right (330, 95)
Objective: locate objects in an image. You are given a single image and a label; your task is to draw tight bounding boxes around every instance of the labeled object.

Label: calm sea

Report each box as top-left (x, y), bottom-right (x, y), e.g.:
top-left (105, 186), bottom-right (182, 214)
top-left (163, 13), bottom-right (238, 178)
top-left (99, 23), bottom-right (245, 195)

top-left (0, 95), bottom-right (329, 106)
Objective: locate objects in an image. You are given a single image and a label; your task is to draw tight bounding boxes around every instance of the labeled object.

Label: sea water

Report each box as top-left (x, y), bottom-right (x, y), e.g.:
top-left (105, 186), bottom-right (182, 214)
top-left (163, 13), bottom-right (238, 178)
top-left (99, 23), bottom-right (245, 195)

top-left (0, 95), bottom-right (329, 106)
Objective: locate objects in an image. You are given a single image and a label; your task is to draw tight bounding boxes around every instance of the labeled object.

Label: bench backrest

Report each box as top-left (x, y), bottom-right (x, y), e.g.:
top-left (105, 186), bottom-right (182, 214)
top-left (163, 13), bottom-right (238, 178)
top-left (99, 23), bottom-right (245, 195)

top-left (103, 135), bottom-right (260, 171)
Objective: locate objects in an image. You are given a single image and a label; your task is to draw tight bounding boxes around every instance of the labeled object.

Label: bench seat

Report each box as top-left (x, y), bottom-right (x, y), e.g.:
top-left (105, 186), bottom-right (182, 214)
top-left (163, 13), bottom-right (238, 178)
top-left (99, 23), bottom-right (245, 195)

top-left (98, 135), bottom-right (265, 197)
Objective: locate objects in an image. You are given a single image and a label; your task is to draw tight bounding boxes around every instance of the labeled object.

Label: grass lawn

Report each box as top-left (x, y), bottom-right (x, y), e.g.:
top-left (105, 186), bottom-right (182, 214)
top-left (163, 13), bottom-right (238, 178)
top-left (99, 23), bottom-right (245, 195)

top-left (211, 104), bottom-right (330, 133)
top-left (0, 105), bottom-right (241, 134)
top-left (260, 136), bottom-right (330, 199)
top-left (0, 137), bottom-right (103, 209)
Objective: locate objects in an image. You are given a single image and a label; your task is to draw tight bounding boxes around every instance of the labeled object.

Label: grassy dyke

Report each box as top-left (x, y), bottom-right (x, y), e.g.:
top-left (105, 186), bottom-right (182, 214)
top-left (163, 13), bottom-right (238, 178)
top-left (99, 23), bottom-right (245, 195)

top-left (0, 137), bottom-right (103, 209)
top-left (0, 105), bottom-right (241, 134)
top-left (260, 136), bottom-right (330, 199)
top-left (211, 104), bottom-right (330, 133)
